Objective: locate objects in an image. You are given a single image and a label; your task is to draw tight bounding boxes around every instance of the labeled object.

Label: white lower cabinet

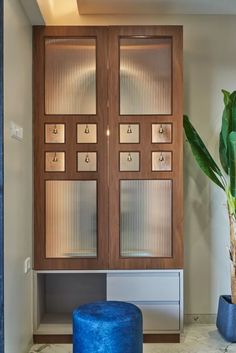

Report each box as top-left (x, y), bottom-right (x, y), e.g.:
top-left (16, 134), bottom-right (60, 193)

top-left (129, 303), bottom-right (180, 332)
top-left (34, 270), bottom-right (183, 335)
top-left (107, 271), bottom-right (182, 333)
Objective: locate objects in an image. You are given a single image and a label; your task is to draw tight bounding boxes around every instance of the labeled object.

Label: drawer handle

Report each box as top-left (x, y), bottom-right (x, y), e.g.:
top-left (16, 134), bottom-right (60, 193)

top-left (52, 125), bottom-right (58, 135)
top-left (159, 124), bottom-right (164, 134)
top-left (85, 154), bottom-right (90, 163)
top-left (159, 153), bottom-right (164, 162)
top-left (52, 152), bottom-right (58, 163)
top-left (127, 125), bottom-right (132, 134)
top-left (127, 153), bottom-right (133, 162)
top-left (84, 125), bottom-right (90, 134)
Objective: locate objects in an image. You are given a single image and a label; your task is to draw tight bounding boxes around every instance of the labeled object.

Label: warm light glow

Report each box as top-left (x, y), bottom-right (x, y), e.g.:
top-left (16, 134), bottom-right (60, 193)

top-left (37, 0), bottom-right (79, 24)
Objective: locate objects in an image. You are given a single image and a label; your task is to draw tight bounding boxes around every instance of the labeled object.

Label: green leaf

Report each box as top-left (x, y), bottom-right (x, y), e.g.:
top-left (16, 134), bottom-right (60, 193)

top-left (184, 115), bottom-right (225, 190)
top-left (184, 116), bottom-right (223, 175)
top-left (231, 91), bottom-right (236, 131)
top-left (222, 89), bottom-right (231, 106)
top-left (219, 106), bottom-right (231, 174)
top-left (229, 131), bottom-right (236, 196)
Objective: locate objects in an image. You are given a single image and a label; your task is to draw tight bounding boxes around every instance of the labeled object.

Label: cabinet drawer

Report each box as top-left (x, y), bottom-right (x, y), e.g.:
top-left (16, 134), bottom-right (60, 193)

top-left (134, 302), bottom-right (180, 332)
top-left (107, 272), bottom-right (179, 301)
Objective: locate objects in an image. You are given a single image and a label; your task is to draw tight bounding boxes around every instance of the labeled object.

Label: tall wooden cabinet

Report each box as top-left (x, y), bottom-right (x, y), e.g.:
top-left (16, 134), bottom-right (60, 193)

top-left (33, 25), bottom-right (183, 343)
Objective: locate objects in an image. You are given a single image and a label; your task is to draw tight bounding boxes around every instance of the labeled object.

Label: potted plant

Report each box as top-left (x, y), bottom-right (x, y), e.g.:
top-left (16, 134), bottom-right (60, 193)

top-left (184, 90), bottom-right (236, 342)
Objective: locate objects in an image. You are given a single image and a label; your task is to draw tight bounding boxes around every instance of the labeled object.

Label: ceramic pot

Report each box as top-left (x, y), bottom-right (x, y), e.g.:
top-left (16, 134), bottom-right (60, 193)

top-left (216, 295), bottom-right (236, 342)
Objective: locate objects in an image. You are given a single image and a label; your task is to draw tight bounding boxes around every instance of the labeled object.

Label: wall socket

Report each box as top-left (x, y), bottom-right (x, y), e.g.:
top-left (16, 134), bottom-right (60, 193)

top-left (24, 257), bottom-right (31, 274)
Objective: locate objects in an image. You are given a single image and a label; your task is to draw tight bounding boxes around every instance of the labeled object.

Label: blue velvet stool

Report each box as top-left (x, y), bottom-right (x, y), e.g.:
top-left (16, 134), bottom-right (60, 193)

top-left (73, 301), bottom-right (143, 353)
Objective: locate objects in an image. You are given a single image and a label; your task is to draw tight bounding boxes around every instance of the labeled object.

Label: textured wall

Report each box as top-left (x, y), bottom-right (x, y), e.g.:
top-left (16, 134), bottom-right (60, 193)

top-left (4, 0), bottom-right (32, 352)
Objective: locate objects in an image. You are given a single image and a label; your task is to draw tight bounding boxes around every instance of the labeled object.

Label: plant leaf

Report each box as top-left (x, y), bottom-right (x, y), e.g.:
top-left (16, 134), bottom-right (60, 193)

top-left (229, 131), bottom-right (236, 196)
top-left (219, 106), bottom-right (231, 174)
top-left (231, 91), bottom-right (236, 131)
top-left (222, 89), bottom-right (231, 106)
top-left (184, 115), bottom-right (225, 190)
top-left (184, 116), bottom-right (223, 175)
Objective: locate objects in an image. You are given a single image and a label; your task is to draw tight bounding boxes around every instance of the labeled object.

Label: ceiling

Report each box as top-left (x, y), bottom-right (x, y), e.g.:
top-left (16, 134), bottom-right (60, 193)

top-left (78, 0), bottom-right (236, 15)
top-left (20, 0), bottom-right (236, 25)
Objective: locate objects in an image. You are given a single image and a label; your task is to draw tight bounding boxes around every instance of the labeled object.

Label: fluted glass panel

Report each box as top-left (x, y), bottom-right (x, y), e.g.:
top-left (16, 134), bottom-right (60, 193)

top-left (45, 38), bottom-right (96, 115)
top-left (46, 181), bottom-right (97, 258)
top-left (120, 180), bottom-right (172, 257)
top-left (120, 38), bottom-right (171, 115)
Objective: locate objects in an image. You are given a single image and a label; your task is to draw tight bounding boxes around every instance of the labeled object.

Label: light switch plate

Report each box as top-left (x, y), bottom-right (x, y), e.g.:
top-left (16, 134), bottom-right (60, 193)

top-left (10, 121), bottom-right (23, 141)
top-left (24, 257), bottom-right (31, 274)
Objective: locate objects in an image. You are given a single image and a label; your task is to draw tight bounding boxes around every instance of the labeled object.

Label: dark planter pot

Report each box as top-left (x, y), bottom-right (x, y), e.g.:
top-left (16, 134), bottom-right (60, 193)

top-left (216, 295), bottom-right (236, 342)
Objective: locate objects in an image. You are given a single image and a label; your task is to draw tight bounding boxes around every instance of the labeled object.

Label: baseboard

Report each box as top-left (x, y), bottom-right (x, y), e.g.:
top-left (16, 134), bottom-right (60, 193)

top-left (184, 314), bottom-right (216, 324)
top-left (33, 333), bottom-right (180, 344)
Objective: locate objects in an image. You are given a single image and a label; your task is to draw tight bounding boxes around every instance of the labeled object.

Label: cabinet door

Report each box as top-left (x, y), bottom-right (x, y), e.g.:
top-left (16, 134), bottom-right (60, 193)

top-left (34, 27), bottom-right (108, 270)
top-left (108, 26), bottom-right (183, 269)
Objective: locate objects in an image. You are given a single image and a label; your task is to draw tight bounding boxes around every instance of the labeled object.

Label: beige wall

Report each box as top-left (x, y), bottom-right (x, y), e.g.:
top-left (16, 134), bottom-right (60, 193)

top-left (4, 0), bottom-right (33, 352)
top-left (39, 13), bottom-right (235, 315)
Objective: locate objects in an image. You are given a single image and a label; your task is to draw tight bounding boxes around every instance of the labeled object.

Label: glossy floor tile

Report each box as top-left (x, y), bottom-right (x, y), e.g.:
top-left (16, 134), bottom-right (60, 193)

top-left (30, 324), bottom-right (236, 353)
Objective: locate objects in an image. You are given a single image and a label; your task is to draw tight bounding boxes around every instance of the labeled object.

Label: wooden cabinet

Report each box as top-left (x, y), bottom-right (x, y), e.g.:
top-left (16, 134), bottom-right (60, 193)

top-left (34, 26), bottom-right (183, 271)
top-left (33, 25), bottom-right (183, 343)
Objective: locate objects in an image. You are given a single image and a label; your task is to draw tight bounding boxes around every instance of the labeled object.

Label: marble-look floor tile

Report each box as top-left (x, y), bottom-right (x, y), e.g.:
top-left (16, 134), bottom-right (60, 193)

top-left (30, 325), bottom-right (236, 353)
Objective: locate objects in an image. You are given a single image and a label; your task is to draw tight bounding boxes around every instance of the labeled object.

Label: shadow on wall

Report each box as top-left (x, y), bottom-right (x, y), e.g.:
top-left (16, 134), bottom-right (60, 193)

top-left (183, 45), bottom-right (216, 315)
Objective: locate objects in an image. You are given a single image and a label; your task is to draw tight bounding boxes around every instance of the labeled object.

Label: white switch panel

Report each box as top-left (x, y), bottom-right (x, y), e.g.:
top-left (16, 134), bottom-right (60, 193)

top-left (24, 257), bottom-right (31, 274)
top-left (10, 121), bottom-right (23, 141)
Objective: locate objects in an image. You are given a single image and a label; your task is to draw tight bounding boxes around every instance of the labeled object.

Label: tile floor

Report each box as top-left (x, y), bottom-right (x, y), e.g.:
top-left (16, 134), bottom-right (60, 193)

top-left (30, 324), bottom-right (236, 353)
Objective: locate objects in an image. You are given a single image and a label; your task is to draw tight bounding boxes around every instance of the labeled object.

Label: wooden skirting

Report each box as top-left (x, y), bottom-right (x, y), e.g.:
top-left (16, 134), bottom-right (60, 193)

top-left (33, 333), bottom-right (180, 344)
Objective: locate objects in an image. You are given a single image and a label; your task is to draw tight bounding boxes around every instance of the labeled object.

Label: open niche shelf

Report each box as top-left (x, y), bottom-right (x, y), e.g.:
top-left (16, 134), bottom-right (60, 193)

top-left (34, 272), bottom-right (106, 335)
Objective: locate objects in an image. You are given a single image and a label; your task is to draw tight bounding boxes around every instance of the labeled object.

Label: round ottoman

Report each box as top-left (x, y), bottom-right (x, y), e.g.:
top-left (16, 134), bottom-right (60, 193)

top-left (73, 301), bottom-right (143, 353)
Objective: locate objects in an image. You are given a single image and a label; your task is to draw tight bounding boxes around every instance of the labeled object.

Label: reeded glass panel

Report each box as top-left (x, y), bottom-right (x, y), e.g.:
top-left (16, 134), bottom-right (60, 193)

top-left (152, 124), bottom-right (172, 143)
top-left (120, 124), bottom-right (139, 143)
top-left (77, 124), bottom-right (97, 143)
top-left (120, 180), bottom-right (172, 257)
top-left (45, 124), bottom-right (65, 143)
top-left (45, 152), bottom-right (65, 172)
top-left (152, 152), bottom-right (172, 171)
top-left (45, 38), bottom-right (96, 115)
top-left (77, 152), bottom-right (97, 172)
top-left (120, 152), bottom-right (139, 171)
top-left (46, 180), bottom-right (97, 258)
top-left (120, 37), bottom-right (172, 115)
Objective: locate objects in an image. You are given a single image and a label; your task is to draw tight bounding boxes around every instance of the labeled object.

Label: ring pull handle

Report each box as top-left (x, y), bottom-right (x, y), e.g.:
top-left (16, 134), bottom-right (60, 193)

top-left (84, 125), bottom-right (90, 134)
top-left (159, 152), bottom-right (164, 162)
top-left (127, 125), bottom-right (132, 134)
top-left (52, 152), bottom-right (58, 163)
top-left (127, 153), bottom-right (133, 162)
top-left (85, 154), bottom-right (90, 163)
top-left (52, 125), bottom-right (58, 135)
top-left (159, 124), bottom-right (164, 134)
